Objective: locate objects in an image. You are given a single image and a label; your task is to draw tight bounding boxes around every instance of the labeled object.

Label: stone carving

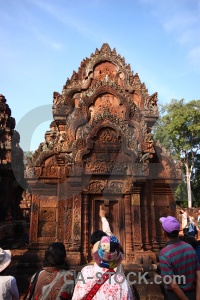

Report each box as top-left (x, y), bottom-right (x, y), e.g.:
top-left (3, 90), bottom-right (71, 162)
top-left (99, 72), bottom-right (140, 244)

top-left (20, 190), bottom-right (31, 209)
top-left (25, 44), bottom-right (181, 266)
top-left (144, 92), bottom-right (158, 115)
top-left (86, 180), bottom-right (106, 193)
top-left (24, 156), bottom-right (35, 178)
top-left (65, 198), bottom-right (73, 249)
top-left (106, 181), bottom-right (124, 194)
top-left (57, 200), bottom-right (65, 240)
top-left (83, 180), bottom-right (132, 194)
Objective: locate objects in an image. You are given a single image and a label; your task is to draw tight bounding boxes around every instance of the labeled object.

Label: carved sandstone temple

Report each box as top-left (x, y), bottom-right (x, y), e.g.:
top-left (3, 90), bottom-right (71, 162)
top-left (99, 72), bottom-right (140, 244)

top-left (0, 94), bottom-right (24, 222)
top-left (26, 44), bottom-right (182, 265)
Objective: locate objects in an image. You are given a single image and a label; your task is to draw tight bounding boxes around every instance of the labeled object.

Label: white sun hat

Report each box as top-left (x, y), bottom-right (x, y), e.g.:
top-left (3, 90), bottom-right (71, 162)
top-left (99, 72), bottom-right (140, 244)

top-left (0, 248), bottom-right (11, 272)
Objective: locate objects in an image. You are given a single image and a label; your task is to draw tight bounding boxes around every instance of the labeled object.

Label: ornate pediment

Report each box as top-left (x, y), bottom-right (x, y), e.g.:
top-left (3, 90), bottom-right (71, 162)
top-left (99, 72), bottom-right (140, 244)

top-left (28, 44), bottom-right (162, 179)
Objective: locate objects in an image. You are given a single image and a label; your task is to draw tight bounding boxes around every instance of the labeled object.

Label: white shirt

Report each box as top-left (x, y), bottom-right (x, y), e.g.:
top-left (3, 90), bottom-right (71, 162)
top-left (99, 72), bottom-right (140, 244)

top-left (72, 263), bottom-right (134, 300)
top-left (72, 216), bottom-right (134, 299)
top-left (0, 276), bottom-right (19, 300)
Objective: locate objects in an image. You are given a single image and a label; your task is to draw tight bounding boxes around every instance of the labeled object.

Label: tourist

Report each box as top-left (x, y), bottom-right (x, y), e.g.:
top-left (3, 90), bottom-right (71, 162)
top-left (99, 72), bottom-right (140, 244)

top-left (91, 206), bottom-right (124, 275)
top-left (72, 206), bottom-right (134, 299)
top-left (186, 216), bottom-right (198, 238)
top-left (72, 234), bottom-right (134, 300)
top-left (24, 242), bottom-right (75, 299)
top-left (0, 248), bottom-right (19, 300)
top-left (159, 216), bottom-right (200, 299)
top-left (180, 235), bottom-right (200, 262)
top-left (198, 210), bottom-right (200, 231)
top-left (180, 209), bottom-right (188, 230)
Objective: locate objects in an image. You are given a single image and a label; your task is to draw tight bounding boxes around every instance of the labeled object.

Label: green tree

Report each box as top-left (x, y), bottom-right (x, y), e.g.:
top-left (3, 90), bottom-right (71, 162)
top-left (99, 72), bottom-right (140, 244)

top-left (175, 180), bottom-right (188, 208)
top-left (153, 99), bottom-right (200, 207)
top-left (191, 153), bottom-right (200, 206)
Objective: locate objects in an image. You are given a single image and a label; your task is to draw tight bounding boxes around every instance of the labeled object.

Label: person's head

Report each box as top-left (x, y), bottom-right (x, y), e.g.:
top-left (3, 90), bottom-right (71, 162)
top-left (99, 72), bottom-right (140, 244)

top-left (43, 242), bottom-right (68, 269)
top-left (183, 227), bottom-right (189, 235)
top-left (92, 235), bottom-right (124, 269)
top-left (180, 235), bottom-right (198, 248)
top-left (90, 230), bottom-right (107, 247)
top-left (0, 248), bottom-right (11, 274)
top-left (159, 216), bottom-right (180, 239)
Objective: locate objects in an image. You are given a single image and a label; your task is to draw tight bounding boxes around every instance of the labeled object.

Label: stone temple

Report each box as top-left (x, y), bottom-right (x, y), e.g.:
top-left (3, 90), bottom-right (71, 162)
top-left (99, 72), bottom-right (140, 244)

top-left (25, 43), bottom-right (182, 265)
top-left (0, 94), bottom-right (24, 223)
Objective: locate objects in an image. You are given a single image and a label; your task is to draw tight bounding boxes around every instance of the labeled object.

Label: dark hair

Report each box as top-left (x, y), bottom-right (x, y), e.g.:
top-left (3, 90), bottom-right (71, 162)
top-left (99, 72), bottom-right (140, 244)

top-left (165, 230), bottom-right (179, 238)
top-left (180, 235), bottom-right (198, 248)
top-left (183, 227), bottom-right (189, 235)
top-left (90, 230), bottom-right (107, 245)
top-left (0, 268), bottom-right (9, 275)
top-left (43, 242), bottom-right (69, 270)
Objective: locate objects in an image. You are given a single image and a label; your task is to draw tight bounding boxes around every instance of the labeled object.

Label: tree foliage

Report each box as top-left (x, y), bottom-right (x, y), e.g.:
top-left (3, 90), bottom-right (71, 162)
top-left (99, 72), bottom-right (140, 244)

top-left (153, 99), bottom-right (200, 206)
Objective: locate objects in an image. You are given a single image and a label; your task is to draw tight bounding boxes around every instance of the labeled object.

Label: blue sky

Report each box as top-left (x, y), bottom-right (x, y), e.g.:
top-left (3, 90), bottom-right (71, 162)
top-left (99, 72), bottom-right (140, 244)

top-left (1, 0), bottom-right (200, 151)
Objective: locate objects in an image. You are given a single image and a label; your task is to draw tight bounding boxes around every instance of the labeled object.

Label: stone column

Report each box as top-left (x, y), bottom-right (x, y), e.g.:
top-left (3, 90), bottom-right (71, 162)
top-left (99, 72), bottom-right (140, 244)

top-left (65, 178), bottom-right (82, 265)
top-left (82, 194), bottom-right (89, 263)
top-left (153, 180), bottom-right (177, 250)
top-left (124, 194), bottom-right (133, 262)
top-left (29, 194), bottom-right (39, 245)
top-left (148, 181), bottom-right (158, 252)
top-left (141, 183), bottom-right (152, 250)
top-left (131, 186), bottom-right (142, 250)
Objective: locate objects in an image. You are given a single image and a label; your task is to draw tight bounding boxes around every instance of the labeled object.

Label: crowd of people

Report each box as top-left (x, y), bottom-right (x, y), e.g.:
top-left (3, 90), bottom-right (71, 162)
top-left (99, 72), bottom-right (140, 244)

top-left (159, 215), bottom-right (200, 300)
top-left (1, 208), bottom-right (200, 299)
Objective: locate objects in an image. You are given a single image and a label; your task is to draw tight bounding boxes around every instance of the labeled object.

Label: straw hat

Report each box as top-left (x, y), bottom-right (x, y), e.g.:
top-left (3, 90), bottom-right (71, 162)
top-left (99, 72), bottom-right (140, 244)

top-left (0, 248), bottom-right (11, 272)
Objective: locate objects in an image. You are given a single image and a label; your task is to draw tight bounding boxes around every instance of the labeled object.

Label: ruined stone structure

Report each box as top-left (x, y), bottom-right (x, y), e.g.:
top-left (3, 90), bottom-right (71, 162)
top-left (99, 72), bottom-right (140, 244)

top-left (26, 44), bottom-right (182, 265)
top-left (0, 94), bottom-right (24, 222)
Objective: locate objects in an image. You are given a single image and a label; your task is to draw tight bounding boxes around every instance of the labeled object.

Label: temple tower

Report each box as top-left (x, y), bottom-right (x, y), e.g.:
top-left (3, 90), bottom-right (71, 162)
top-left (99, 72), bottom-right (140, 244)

top-left (26, 44), bottom-right (182, 264)
top-left (0, 94), bottom-right (24, 222)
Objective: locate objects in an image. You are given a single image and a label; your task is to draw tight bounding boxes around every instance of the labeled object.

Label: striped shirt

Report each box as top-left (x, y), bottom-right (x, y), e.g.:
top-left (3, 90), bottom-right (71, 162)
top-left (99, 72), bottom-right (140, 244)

top-left (159, 238), bottom-right (200, 291)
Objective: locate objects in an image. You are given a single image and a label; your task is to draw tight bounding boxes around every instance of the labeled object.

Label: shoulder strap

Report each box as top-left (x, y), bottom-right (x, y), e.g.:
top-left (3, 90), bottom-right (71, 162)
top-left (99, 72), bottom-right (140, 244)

top-left (84, 269), bottom-right (115, 300)
top-left (28, 270), bottom-right (40, 300)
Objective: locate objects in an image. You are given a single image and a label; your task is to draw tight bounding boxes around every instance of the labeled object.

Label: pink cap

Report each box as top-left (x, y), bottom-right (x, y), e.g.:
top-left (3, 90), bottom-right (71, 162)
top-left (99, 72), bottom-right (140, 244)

top-left (159, 216), bottom-right (180, 233)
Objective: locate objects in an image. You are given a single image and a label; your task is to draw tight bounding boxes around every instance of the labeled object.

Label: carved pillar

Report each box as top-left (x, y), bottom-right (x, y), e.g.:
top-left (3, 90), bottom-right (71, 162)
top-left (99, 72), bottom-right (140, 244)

top-left (124, 194), bottom-right (133, 262)
top-left (64, 178), bottom-right (82, 265)
top-left (141, 183), bottom-right (152, 250)
top-left (131, 187), bottom-right (142, 250)
top-left (57, 198), bottom-right (65, 241)
top-left (65, 196), bottom-right (73, 249)
top-left (153, 180), bottom-right (177, 250)
top-left (82, 194), bottom-right (89, 263)
top-left (29, 195), bottom-right (39, 244)
top-left (148, 181), bottom-right (158, 251)
top-left (57, 168), bottom-right (66, 242)
top-left (72, 193), bottom-right (82, 251)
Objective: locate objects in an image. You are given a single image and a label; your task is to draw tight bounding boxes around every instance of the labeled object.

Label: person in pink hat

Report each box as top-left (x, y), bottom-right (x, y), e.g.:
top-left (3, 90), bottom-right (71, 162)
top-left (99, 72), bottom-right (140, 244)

top-left (72, 206), bottom-right (134, 300)
top-left (0, 248), bottom-right (19, 300)
top-left (72, 234), bottom-right (134, 300)
top-left (159, 216), bottom-right (200, 300)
